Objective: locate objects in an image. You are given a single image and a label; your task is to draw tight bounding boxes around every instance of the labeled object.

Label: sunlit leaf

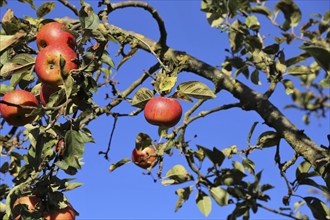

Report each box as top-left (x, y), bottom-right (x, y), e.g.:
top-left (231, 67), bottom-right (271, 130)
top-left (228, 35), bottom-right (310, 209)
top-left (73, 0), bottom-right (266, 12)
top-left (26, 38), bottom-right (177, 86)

top-left (135, 133), bottom-right (152, 150)
top-left (109, 158), bottom-right (131, 172)
top-left (209, 187), bottom-right (228, 206)
top-left (256, 131), bottom-right (280, 148)
top-left (176, 81), bottom-right (216, 99)
top-left (242, 158), bottom-right (255, 175)
top-left (0, 32), bottom-right (26, 53)
top-left (131, 87), bottom-right (154, 108)
top-left (251, 6), bottom-right (272, 19)
top-left (196, 191), bottom-right (212, 217)
top-left (175, 186), bottom-right (193, 212)
top-left (79, 1), bottom-right (99, 30)
top-left (274, 0), bottom-right (302, 30)
top-left (282, 79), bottom-right (294, 94)
top-left (36, 2), bottom-right (55, 18)
top-left (162, 164), bottom-right (193, 186)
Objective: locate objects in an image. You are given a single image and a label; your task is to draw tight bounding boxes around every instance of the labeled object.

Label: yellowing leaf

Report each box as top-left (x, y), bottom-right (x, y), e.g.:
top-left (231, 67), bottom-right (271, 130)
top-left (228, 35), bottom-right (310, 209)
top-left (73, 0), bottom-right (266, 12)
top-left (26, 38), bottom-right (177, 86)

top-left (0, 32), bottom-right (26, 52)
top-left (176, 81), bottom-right (216, 99)
top-left (196, 191), bottom-right (212, 217)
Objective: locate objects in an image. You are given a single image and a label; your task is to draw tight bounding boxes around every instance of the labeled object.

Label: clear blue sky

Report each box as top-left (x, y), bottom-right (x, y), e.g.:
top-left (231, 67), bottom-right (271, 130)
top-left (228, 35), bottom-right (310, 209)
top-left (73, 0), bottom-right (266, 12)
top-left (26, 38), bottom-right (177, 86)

top-left (1, 1), bottom-right (329, 219)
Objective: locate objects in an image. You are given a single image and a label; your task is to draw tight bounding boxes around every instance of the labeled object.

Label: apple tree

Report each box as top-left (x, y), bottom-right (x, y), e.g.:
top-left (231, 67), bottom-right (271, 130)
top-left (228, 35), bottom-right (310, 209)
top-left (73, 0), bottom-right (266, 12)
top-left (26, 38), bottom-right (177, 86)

top-left (0, 0), bottom-right (329, 219)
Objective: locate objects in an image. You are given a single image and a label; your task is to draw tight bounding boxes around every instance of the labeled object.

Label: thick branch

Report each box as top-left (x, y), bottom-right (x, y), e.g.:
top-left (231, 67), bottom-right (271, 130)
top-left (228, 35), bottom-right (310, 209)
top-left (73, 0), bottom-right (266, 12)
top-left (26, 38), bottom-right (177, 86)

top-left (102, 22), bottom-right (330, 186)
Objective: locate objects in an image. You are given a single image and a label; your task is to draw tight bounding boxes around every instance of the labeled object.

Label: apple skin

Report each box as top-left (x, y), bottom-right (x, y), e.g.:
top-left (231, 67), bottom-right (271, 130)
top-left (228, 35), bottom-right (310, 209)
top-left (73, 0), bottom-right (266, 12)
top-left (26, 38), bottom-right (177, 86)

top-left (132, 147), bottom-right (157, 169)
top-left (39, 84), bottom-right (62, 106)
top-left (36, 22), bottom-right (76, 50)
top-left (13, 196), bottom-right (76, 220)
top-left (45, 204), bottom-right (76, 220)
top-left (144, 97), bottom-right (182, 128)
top-left (35, 44), bottom-right (78, 87)
top-left (13, 196), bottom-right (40, 220)
top-left (0, 90), bottom-right (38, 126)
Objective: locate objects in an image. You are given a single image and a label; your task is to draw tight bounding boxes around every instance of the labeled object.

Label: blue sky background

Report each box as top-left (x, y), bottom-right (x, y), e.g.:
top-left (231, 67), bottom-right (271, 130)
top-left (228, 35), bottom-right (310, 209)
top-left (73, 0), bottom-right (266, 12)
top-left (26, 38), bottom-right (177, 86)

top-left (1, 0), bottom-right (329, 219)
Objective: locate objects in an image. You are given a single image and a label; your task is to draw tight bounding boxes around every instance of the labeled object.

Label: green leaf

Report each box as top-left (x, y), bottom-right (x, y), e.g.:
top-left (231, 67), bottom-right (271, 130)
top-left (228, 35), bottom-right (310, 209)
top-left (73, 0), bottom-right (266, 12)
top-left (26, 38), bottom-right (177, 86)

top-left (303, 197), bottom-right (330, 220)
top-left (0, 53), bottom-right (35, 79)
top-left (65, 182), bottom-right (83, 191)
top-left (300, 46), bottom-right (330, 73)
top-left (296, 161), bottom-right (311, 180)
top-left (320, 76), bottom-right (330, 88)
top-left (159, 76), bottom-right (177, 93)
top-left (246, 16), bottom-right (260, 31)
top-left (0, 84), bottom-right (14, 95)
top-left (242, 158), bottom-right (255, 175)
top-left (176, 81), bottom-right (216, 100)
top-left (63, 130), bottom-right (85, 169)
top-left (251, 69), bottom-right (261, 85)
top-left (79, 1), bottom-right (99, 30)
top-left (262, 44), bottom-right (279, 55)
top-left (0, 32), bottom-right (26, 53)
top-left (135, 133), bottom-right (152, 151)
top-left (261, 184), bottom-right (274, 192)
top-left (175, 186), bottom-right (193, 212)
top-left (131, 87), bottom-right (154, 108)
top-left (196, 191), bottom-right (212, 217)
top-left (282, 79), bottom-right (294, 95)
top-left (251, 6), bottom-right (272, 19)
top-left (285, 52), bottom-right (310, 67)
top-left (36, 2), bottom-right (55, 18)
top-left (18, 0), bottom-right (36, 9)
top-left (162, 164), bottom-right (193, 186)
top-left (197, 145), bottom-right (225, 167)
top-left (233, 161), bottom-right (245, 173)
top-left (201, 0), bottom-right (227, 28)
top-left (209, 187), bottom-right (228, 206)
top-left (274, 0), bottom-right (302, 30)
top-left (256, 131), bottom-right (280, 148)
top-left (170, 91), bottom-right (193, 102)
top-left (287, 66), bottom-right (310, 75)
top-left (109, 158), bottom-right (131, 172)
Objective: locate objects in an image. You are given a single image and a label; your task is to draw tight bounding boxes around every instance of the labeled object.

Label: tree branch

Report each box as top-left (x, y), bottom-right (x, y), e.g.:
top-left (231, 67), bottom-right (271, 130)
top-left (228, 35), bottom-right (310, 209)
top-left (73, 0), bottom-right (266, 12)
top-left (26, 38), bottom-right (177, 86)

top-left (100, 22), bottom-right (330, 186)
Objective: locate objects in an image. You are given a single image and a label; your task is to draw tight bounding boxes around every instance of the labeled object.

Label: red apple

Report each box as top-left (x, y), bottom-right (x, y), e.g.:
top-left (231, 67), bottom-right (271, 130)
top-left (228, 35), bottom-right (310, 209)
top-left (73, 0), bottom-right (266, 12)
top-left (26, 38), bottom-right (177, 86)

top-left (36, 22), bottom-right (76, 50)
top-left (39, 84), bottom-right (62, 106)
top-left (144, 97), bottom-right (182, 128)
top-left (44, 204), bottom-right (76, 220)
top-left (132, 147), bottom-right (157, 169)
top-left (0, 90), bottom-right (38, 126)
top-left (13, 195), bottom-right (41, 220)
top-left (35, 44), bottom-right (78, 87)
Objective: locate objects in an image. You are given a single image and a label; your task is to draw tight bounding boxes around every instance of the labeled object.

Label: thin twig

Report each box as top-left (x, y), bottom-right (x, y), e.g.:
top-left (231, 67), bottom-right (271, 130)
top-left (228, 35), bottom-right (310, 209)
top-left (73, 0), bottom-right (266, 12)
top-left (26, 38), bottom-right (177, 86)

top-left (99, 114), bottom-right (118, 160)
top-left (257, 203), bottom-right (300, 220)
top-left (57, 0), bottom-right (79, 16)
top-left (105, 1), bottom-right (167, 46)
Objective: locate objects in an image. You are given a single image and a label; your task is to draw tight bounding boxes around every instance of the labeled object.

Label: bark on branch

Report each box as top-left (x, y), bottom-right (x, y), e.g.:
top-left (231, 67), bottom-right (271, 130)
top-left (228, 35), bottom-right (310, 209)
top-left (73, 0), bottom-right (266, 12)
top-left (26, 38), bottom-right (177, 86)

top-left (102, 21), bottom-right (330, 187)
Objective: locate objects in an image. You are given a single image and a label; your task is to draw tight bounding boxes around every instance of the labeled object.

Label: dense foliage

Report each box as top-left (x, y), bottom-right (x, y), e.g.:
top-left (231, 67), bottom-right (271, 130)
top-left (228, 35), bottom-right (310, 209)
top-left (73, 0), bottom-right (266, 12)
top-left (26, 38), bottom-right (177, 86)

top-left (0, 0), bottom-right (329, 219)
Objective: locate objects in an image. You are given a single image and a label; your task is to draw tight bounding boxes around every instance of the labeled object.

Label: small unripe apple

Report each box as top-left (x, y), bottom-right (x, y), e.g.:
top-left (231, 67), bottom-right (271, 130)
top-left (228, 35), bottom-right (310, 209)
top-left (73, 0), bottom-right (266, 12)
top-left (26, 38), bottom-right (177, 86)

top-left (35, 44), bottom-right (78, 87)
top-left (0, 90), bottom-right (38, 126)
top-left (132, 147), bottom-right (157, 169)
top-left (36, 22), bottom-right (76, 50)
top-left (144, 97), bottom-right (182, 128)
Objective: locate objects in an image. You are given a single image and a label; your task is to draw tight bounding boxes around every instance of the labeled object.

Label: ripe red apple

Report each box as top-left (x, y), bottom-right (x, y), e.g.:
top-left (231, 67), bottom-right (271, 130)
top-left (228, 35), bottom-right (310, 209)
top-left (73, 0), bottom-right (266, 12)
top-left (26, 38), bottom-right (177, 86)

top-left (13, 196), bottom-right (76, 220)
top-left (13, 195), bottom-right (40, 220)
top-left (0, 90), bottom-right (38, 126)
top-left (144, 97), bottom-right (182, 128)
top-left (35, 44), bottom-right (78, 87)
top-left (132, 147), bottom-right (157, 169)
top-left (39, 84), bottom-right (62, 106)
top-left (36, 22), bottom-right (76, 50)
top-left (44, 204), bottom-right (76, 220)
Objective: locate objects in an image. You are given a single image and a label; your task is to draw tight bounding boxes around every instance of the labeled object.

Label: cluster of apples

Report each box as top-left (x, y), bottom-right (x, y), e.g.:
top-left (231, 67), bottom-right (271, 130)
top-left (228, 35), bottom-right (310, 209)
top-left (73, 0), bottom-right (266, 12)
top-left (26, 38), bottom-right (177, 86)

top-left (12, 195), bottom-right (75, 220)
top-left (132, 97), bottom-right (183, 169)
top-left (0, 22), bottom-right (78, 126)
